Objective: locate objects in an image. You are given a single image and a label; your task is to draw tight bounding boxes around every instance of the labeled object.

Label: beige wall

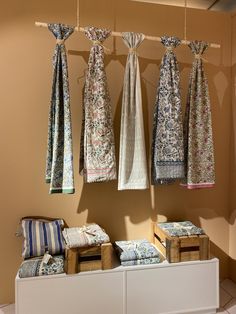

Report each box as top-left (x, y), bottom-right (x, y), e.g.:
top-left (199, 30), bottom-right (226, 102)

top-left (229, 13), bottom-right (236, 282)
top-left (0, 0), bottom-right (233, 303)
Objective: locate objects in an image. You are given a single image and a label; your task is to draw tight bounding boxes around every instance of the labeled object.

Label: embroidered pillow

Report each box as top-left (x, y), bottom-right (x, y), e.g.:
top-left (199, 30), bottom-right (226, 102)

top-left (21, 218), bottom-right (65, 259)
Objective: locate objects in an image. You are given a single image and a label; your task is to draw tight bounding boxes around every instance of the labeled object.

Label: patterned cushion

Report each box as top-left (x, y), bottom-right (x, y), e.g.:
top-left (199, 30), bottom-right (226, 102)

top-left (22, 218), bottom-right (65, 259)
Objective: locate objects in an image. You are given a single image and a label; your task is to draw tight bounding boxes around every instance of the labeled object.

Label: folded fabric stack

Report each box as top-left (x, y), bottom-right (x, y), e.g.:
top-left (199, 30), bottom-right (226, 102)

top-left (62, 223), bottom-right (110, 248)
top-left (158, 221), bottom-right (205, 237)
top-left (115, 239), bottom-right (161, 266)
top-left (18, 253), bottom-right (64, 278)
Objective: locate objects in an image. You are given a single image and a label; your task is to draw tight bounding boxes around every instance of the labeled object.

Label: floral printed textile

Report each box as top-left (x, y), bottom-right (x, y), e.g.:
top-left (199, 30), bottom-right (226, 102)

top-left (62, 224), bottom-right (110, 248)
top-left (151, 36), bottom-right (184, 185)
top-left (115, 239), bottom-right (159, 262)
top-left (18, 254), bottom-right (64, 278)
top-left (79, 26), bottom-right (117, 183)
top-left (118, 32), bottom-right (149, 190)
top-left (182, 41), bottom-right (215, 189)
top-left (46, 24), bottom-right (75, 194)
top-left (158, 221), bottom-right (205, 237)
top-left (121, 257), bottom-right (161, 266)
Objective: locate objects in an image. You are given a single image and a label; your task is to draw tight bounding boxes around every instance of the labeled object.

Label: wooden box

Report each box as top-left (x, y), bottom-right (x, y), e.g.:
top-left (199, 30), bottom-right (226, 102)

top-left (153, 222), bottom-right (210, 263)
top-left (65, 243), bottom-right (114, 274)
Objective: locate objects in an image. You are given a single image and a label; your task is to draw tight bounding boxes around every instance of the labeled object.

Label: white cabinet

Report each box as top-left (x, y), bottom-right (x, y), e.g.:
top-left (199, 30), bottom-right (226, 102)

top-left (15, 258), bottom-right (219, 314)
top-left (126, 260), bottom-right (219, 314)
top-left (16, 271), bottom-right (124, 314)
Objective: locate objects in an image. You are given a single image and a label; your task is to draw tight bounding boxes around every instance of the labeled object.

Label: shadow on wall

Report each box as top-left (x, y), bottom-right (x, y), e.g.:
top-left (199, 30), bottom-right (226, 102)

top-left (211, 241), bottom-right (230, 279)
top-left (229, 64), bottom-right (236, 220)
top-left (228, 64), bottom-right (236, 274)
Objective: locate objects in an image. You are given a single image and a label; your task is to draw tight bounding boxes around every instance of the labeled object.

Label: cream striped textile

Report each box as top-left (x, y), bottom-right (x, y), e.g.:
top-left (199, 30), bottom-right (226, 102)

top-left (118, 32), bottom-right (149, 190)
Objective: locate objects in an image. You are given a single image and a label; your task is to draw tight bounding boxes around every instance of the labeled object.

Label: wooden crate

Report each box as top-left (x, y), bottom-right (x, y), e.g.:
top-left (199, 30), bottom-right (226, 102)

top-left (153, 222), bottom-right (210, 263)
top-left (65, 243), bottom-right (114, 274)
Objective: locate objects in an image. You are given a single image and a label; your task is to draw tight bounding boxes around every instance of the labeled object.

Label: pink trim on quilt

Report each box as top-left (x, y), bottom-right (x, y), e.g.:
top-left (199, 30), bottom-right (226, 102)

top-left (180, 183), bottom-right (215, 189)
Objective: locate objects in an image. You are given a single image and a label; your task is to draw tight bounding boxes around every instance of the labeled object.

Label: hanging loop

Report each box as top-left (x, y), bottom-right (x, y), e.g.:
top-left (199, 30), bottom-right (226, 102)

top-left (194, 53), bottom-right (208, 63)
top-left (166, 46), bottom-right (174, 53)
top-left (77, 0), bottom-right (80, 27)
top-left (56, 39), bottom-right (65, 45)
top-left (92, 40), bottom-right (111, 53)
top-left (184, 0), bottom-right (187, 41)
top-left (129, 47), bottom-right (137, 54)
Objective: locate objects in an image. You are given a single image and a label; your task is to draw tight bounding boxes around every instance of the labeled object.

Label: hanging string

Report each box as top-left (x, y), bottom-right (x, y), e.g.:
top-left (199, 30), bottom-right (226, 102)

top-left (92, 40), bottom-right (111, 54)
top-left (194, 54), bottom-right (208, 63)
top-left (184, 0), bottom-right (187, 42)
top-left (56, 39), bottom-right (65, 45)
top-left (77, 0), bottom-right (80, 27)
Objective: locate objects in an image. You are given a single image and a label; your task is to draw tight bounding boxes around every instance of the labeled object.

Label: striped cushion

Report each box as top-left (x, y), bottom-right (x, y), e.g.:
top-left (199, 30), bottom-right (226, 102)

top-left (22, 219), bottom-right (65, 259)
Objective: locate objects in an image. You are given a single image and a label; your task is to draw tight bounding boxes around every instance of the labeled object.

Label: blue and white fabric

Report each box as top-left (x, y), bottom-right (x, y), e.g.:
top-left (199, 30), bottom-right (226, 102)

top-left (22, 218), bottom-right (65, 259)
top-left (46, 23), bottom-right (75, 194)
top-left (158, 221), bottom-right (205, 237)
top-left (121, 257), bottom-right (161, 266)
top-left (18, 253), bottom-right (64, 278)
top-left (115, 239), bottom-right (160, 262)
top-left (151, 36), bottom-right (184, 184)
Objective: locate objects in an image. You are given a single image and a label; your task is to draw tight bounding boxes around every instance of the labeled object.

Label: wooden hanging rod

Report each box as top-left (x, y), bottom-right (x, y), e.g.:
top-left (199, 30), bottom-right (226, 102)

top-left (35, 21), bottom-right (221, 49)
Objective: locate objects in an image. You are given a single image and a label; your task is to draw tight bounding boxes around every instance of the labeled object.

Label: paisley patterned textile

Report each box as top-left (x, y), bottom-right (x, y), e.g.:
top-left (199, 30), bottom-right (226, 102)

top-left (18, 254), bottom-right (64, 278)
top-left (118, 32), bottom-right (149, 190)
top-left (62, 224), bottom-right (110, 249)
top-left (181, 41), bottom-right (215, 189)
top-left (121, 257), bottom-right (161, 266)
top-left (115, 239), bottom-right (159, 262)
top-left (46, 23), bottom-right (75, 194)
top-left (158, 221), bottom-right (205, 237)
top-left (79, 26), bottom-right (117, 183)
top-left (151, 36), bottom-right (184, 184)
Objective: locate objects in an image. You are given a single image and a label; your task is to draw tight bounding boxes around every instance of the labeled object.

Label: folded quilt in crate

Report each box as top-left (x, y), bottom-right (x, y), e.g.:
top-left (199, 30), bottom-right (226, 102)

top-left (62, 224), bottom-right (110, 248)
top-left (158, 221), bottom-right (205, 237)
top-left (115, 239), bottom-right (159, 262)
top-left (121, 257), bottom-right (161, 266)
top-left (18, 253), bottom-right (64, 278)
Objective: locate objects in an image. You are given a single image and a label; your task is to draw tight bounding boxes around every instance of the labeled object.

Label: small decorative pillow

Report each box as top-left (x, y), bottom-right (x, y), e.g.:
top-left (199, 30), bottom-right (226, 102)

top-left (21, 217), bottom-right (65, 259)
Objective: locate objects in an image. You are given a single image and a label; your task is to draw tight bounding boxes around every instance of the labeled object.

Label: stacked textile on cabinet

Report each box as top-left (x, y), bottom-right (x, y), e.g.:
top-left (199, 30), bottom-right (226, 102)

top-left (62, 224), bottom-right (110, 249)
top-left (115, 239), bottom-right (161, 266)
top-left (18, 254), bottom-right (64, 279)
top-left (158, 221), bottom-right (205, 237)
